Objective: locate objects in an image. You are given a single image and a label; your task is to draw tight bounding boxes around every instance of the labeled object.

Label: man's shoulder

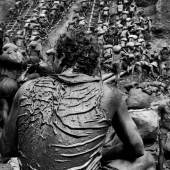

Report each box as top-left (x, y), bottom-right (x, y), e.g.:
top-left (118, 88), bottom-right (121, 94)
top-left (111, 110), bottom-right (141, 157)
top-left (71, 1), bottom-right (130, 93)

top-left (101, 83), bottom-right (122, 117)
top-left (57, 72), bottom-right (100, 84)
top-left (16, 77), bottom-right (57, 97)
top-left (103, 83), bottom-right (122, 101)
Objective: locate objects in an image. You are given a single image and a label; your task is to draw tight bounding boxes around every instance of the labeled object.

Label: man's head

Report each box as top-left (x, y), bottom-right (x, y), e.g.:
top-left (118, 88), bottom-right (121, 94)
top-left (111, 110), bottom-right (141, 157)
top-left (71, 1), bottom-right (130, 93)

top-left (54, 31), bottom-right (100, 75)
top-left (113, 45), bottom-right (122, 54)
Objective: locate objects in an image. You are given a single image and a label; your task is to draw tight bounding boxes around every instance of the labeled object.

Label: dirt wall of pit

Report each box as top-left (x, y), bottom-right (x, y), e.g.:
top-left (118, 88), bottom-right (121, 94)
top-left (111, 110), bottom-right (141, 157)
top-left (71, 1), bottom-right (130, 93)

top-left (136, 0), bottom-right (170, 49)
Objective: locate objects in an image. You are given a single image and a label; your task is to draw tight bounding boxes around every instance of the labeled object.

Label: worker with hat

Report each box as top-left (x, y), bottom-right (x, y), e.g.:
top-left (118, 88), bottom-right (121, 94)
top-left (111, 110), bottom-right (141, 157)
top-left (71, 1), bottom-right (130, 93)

top-left (81, 0), bottom-right (88, 7)
top-left (23, 18), bottom-right (31, 36)
top-left (117, 1), bottom-right (123, 15)
top-left (103, 44), bottom-right (113, 59)
top-left (102, 22), bottom-right (109, 32)
top-left (95, 20), bottom-right (103, 33)
top-left (126, 41), bottom-right (135, 55)
top-left (126, 17), bottom-right (132, 28)
top-left (28, 39), bottom-right (43, 64)
top-left (112, 45), bottom-right (122, 86)
top-left (15, 30), bottom-right (25, 49)
top-left (120, 37), bottom-right (128, 48)
top-left (123, 0), bottom-right (129, 9)
top-left (122, 10), bottom-right (129, 20)
top-left (128, 34), bottom-right (138, 43)
top-left (81, 0), bottom-right (88, 13)
top-left (103, 6), bottom-right (109, 17)
top-left (50, 5), bottom-right (58, 25)
top-left (39, 13), bottom-right (49, 28)
top-left (78, 17), bottom-right (86, 26)
top-left (160, 42), bottom-right (170, 62)
top-left (99, 0), bottom-right (105, 8)
top-left (109, 0), bottom-right (118, 16)
top-left (120, 26), bottom-right (129, 38)
top-left (138, 38), bottom-right (146, 48)
top-left (97, 29), bottom-right (105, 46)
top-left (67, 21), bottom-right (76, 31)
top-left (134, 42), bottom-right (142, 59)
top-left (129, 1), bottom-right (137, 17)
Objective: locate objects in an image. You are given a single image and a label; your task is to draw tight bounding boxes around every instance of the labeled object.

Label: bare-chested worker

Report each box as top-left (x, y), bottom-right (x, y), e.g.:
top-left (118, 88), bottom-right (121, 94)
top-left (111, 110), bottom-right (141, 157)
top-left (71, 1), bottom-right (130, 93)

top-left (0, 32), bottom-right (154, 170)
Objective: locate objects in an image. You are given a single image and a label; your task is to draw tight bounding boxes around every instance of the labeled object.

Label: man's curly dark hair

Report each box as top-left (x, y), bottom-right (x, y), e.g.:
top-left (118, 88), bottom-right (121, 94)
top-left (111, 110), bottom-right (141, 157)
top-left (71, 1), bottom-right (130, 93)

top-left (55, 31), bottom-right (100, 75)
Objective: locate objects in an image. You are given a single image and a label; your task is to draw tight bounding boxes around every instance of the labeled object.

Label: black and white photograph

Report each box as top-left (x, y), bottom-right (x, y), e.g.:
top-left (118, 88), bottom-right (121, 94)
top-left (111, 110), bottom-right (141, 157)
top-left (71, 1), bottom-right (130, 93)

top-left (0, 0), bottom-right (169, 169)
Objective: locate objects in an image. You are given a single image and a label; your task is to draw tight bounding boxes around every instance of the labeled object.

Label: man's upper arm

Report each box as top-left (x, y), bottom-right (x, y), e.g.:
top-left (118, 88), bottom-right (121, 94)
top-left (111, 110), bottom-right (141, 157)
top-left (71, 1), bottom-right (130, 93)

top-left (110, 88), bottom-right (144, 156)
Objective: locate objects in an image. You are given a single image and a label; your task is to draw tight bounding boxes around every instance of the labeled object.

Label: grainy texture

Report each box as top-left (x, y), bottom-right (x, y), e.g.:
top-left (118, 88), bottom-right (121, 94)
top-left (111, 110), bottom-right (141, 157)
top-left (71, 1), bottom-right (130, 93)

top-left (0, 164), bottom-right (12, 170)
top-left (0, 0), bottom-right (15, 22)
top-left (16, 74), bottom-right (110, 170)
top-left (135, 0), bottom-right (158, 7)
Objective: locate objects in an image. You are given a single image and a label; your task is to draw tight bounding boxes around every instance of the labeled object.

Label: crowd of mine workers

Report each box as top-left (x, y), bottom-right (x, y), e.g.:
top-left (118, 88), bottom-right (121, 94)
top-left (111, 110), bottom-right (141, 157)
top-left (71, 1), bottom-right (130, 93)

top-left (0, 0), bottom-right (76, 81)
top-left (0, 0), bottom-right (170, 91)
top-left (0, 0), bottom-right (76, 131)
top-left (4, 0), bottom-right (73, 42)
top-left (0, 0), bottom-right (170, 81)
top-left (67, 0), bottom-right (170, 83)
top-left (0, 0), bottom-right (170, 167)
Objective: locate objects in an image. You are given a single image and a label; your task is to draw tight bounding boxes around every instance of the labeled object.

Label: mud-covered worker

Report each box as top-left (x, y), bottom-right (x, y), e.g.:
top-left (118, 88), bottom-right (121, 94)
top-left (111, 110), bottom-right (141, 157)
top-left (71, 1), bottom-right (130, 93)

top-left (0, 32), bottom-right (154, 170)
top-left (111, 45), bottom-right (122, 84)
top-left (28, 40), bottom-right (43, 64)
top-left (117, 1), bottom-right (123, 15)
top-left (0, 43), bottom-right (25, 126)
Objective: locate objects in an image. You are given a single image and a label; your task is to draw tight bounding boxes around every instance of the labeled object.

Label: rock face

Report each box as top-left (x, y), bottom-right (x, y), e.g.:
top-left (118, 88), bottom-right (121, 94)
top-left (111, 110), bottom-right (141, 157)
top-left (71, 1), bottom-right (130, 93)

top-left (130, 109), bottom-right (159, 141)
top-left (136, 0), bottom-right (170, 49)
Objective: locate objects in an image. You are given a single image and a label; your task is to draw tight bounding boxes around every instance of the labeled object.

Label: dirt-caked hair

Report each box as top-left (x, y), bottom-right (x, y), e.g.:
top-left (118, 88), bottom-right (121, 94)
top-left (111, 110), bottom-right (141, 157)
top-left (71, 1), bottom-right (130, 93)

top-left (55, 31), bottom-right (100, 75)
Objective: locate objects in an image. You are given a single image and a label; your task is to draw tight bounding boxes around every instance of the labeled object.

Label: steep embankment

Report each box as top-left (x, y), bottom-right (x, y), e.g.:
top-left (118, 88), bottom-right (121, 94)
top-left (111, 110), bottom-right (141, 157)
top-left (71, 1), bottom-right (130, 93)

top-left (1, 0), bottom-right (169, 51)
top-left (137, 0), bottom-right (170, 49)
top-left (42, 0), bottom-right (82, 55)
top-left (48, 2), bottom-right (80, 46)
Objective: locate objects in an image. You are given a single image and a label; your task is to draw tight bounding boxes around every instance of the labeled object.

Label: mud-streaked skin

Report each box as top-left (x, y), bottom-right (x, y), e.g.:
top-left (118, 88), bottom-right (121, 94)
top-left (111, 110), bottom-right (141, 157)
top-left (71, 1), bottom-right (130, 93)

top-left (0, 73), bottom-right (144, 170)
